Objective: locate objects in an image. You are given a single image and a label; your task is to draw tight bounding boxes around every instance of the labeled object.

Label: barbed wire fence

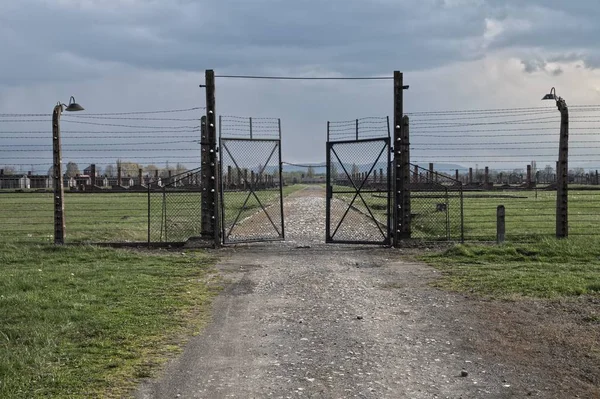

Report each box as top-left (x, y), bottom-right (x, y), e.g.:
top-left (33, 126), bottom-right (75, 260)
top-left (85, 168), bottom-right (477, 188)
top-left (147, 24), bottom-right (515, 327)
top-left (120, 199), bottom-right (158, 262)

top-left (0, 107), bottom-right (205, 244)
top-left (408, 104), bottom-right (600, 241)
top-left (3, 102), bottom-right (600, 245)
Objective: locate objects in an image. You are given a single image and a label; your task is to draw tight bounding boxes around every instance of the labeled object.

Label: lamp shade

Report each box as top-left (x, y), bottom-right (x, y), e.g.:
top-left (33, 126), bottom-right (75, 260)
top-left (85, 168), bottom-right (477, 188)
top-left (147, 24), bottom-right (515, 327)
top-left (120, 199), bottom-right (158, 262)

top-left (65, 96), bottom-right (84, 112)
top-left (542, 93), bottom-right (556, 100)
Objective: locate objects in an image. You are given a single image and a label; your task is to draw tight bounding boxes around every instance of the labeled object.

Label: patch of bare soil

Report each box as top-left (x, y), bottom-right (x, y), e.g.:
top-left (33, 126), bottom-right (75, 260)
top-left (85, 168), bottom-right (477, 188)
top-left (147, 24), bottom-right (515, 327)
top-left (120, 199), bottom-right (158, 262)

top-left (456, 295), bottom-right (600, 397)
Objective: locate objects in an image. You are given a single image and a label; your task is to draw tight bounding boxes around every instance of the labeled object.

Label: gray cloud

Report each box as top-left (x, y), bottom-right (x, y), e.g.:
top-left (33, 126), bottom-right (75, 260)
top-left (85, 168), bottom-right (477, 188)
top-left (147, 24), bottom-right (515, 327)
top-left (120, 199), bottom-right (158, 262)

top-left (0, 0), bottom-right (491, 85)
top-left (484, 0), bottom-right (600, 70)
top-left (2, 0), bottom-right (599, 88)
top-left (1, 0), bottom-right (600, 166)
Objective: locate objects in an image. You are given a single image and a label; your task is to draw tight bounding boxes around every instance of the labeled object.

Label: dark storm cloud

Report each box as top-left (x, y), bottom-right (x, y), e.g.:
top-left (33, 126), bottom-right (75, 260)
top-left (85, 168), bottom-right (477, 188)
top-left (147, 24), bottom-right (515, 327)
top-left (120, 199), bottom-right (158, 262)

top-left (0, 0), bottom-right (490, 85)
top-left (1, 0), bottom-right (599, 87)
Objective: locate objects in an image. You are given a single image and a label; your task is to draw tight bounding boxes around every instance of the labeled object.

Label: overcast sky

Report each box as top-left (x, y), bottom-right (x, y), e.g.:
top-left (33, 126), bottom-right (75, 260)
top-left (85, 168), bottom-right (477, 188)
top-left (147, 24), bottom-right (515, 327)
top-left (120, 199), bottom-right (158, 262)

top-left (1, 0), bottom-right (600, 169)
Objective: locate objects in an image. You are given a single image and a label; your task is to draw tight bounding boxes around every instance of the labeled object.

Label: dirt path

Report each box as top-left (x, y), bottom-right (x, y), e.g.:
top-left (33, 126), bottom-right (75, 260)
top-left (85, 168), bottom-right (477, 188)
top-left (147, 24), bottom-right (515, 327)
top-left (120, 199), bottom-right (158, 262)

top-left (137, 187), bottom-right (599, 398)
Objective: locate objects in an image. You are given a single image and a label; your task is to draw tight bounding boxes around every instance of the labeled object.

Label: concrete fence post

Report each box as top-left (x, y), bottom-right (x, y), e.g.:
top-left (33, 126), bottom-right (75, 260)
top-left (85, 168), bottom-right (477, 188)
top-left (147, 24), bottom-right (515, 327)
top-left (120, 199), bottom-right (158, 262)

top-left (497, 205), bottom-right (505, 244)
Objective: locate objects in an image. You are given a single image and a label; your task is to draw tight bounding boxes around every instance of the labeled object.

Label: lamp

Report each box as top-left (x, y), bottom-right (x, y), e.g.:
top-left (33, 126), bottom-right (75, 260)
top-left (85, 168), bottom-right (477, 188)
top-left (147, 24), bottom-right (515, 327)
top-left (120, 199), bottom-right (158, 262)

top-left (64, 96), bottom-right (84, 112)
top-left (542, 87), bottom-right (557, 101)
top-left (541, 87), bottom-right (569, 238)
top-left (57, 96), bottom-right (85, 112)
top-left (52, 96), bottom-right (85, 244)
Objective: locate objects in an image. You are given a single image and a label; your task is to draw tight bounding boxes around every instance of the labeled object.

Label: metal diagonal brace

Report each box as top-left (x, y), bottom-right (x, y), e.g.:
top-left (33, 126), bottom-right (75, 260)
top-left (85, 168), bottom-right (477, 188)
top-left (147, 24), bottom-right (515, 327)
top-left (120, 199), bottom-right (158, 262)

top-left (329, 143), bottom-right (388, 240)
top-left (222, 142), bottom-right (282, 239)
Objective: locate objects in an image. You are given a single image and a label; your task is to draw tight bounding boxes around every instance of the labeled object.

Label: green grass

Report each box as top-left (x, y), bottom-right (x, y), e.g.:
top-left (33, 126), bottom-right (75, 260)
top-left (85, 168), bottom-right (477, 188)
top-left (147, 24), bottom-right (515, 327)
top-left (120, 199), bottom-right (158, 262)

top-left (3, 187), bottom-right (600, 244)
top-left (1, 185), bottom-right (306, 244)
top-left (0, 192), bottom-right (150, 244)
top-left (421, 237), bottom-right (600, 298)
top-left (0, 243), bottom-right (219, 398)
top-left (461, 189), bottom-right (600, 241)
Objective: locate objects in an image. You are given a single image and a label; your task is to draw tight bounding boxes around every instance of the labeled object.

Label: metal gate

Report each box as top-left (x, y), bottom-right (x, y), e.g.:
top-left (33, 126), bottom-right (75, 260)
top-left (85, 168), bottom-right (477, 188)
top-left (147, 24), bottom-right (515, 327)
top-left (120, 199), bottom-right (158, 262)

top-left (408, 163), bottom-right (464, 242)
top-left (219, 116), bottom-right (284, 244)
top-left (148, 167), bottom-right (203, 243)
top-left (326, 117), bottom-right (392, 244)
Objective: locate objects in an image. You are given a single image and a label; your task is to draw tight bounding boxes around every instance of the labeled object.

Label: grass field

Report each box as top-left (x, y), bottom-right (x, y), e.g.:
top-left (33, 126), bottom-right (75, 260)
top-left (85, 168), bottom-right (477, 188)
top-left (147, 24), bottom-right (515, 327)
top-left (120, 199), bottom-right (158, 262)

top-left (332, 187), bottom-right (600, 241)
top-left (0, 185), bottom-right (306, 244)
top-left (0, 192), bottom-right (149, 244)
top-left (462, 189), bottom-right (600, 240)
top-left (421, 237), bottom-right (600, 299)
top-left (2, 186), bottom-right (599, 243)
top-left (0, 243), bottom-right (219, 398)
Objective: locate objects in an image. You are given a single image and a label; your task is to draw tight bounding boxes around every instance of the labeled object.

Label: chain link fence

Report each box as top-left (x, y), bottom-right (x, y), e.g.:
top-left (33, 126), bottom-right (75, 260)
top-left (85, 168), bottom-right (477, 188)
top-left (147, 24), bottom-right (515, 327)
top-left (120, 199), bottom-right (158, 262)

top-left (408, 105), bottom-right (600, 241)
top-left (326, 117), bottom-right (391, 244)
top-left (408, 163), bottom-right (463, 242)
top-left (219, 116), bottom-right (284, 243)
top-left (148, 167), bottom-right (203, 243)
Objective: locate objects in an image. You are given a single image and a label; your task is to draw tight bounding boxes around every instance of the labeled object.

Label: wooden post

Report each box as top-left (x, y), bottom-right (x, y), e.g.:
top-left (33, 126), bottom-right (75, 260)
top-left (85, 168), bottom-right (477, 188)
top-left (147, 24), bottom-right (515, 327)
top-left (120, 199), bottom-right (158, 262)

top-left (485, 166), bottom-right (489, 187)
top-left (52, 104), bottom-right (65, 244)
top-left (469, 168), bottom-right (473, 184)
top-left (398, 114), bottom-right (411, 240)
top-left (117, 165), bottom-right (122, 187)
top-left (527, 164), bottom-right (532, 187)
top-left (393, 71), bottom-right (406, 245)
top-left (90, 164), bottom-right (96, 192)
top-left (497, 205), bottom-right (505, 244)
top-left (201, 70), bottom-right (220, 246)
top-left (556, 99), bottom-right (569, 238)
top-left (429, 163), bottom-right (434, 182)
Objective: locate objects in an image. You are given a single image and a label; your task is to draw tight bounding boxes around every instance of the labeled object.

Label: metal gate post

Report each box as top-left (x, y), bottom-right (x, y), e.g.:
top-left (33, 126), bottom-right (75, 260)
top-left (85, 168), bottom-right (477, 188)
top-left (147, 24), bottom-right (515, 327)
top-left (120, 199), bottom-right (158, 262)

top-left (278, 119), bottom-right (285, 240)
top-left (201, 69), bottom-right (220, 246)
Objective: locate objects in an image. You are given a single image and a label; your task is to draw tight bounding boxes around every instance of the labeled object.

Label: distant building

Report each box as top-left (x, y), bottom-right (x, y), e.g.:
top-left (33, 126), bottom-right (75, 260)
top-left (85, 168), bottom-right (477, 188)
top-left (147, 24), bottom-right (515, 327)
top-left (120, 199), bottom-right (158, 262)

top-left (83, 165), bottom-right (99, 177)
top-left (0, 171), bottom-right (51, 189)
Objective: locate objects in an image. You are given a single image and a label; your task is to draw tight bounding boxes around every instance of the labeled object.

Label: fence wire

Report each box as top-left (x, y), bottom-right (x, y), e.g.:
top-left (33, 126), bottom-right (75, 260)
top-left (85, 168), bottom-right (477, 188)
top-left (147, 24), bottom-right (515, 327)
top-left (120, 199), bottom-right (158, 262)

top-left (407, 164), bottom-right (463, 242)
top-left (408, 104), bottom-right (600, 241)
top-left (219, 116), bottom-right (284, 243)
top-left (149, 168), bottom-right (203, 243)
top-left (0, 107), bottom-right (204, 244)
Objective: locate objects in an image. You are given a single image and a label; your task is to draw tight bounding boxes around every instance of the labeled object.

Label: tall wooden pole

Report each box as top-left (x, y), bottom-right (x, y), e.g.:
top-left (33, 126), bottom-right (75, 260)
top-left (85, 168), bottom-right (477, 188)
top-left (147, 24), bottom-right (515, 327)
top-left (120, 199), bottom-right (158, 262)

top-left (393, 71), bottom-right (410, 246)
top-left (556, 98), bottom-right (569, 238)
top-left (202, 69), bottom-right (220, 246)
top-left (52, 104), bottom-right (65, 244)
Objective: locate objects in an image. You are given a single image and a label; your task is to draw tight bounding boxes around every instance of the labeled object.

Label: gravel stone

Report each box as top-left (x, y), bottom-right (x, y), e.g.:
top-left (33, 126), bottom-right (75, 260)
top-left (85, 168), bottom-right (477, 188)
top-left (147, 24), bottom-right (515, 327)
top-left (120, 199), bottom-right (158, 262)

top-left (137, 187), bottom-right (600, 399)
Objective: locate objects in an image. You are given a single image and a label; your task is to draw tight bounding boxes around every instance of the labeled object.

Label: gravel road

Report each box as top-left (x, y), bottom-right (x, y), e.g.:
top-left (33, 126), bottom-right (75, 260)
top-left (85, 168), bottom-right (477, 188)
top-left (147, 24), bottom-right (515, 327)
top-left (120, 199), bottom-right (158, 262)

top-left (137, 187), bottom-right (599, 398)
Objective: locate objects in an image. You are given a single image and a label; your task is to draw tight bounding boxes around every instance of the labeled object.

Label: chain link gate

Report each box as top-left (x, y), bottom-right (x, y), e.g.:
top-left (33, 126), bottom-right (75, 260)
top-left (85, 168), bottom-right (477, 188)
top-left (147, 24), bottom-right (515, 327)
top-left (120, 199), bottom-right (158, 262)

top-left (148, 167), bottom-right (203, 243)
top-left (408, 163), bottom-right (464, 241)
top-left (219, 116), bottom-right (284, 244)
top-left (326, 117), bottom-right (392, 244)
